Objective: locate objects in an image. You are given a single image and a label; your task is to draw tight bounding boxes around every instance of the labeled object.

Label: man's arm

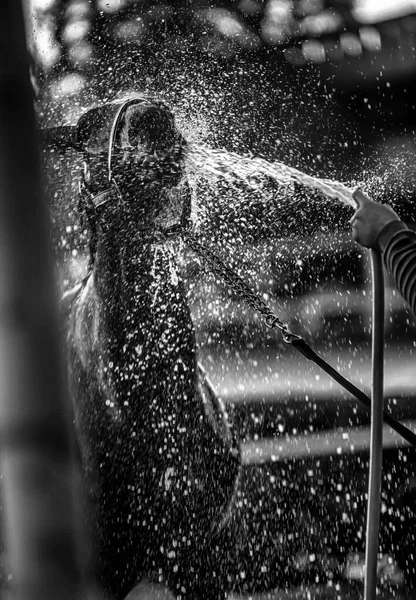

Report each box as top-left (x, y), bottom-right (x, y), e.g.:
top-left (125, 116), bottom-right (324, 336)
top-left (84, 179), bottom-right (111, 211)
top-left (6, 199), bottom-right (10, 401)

top-left (351, 189), bottom-right (416, 317)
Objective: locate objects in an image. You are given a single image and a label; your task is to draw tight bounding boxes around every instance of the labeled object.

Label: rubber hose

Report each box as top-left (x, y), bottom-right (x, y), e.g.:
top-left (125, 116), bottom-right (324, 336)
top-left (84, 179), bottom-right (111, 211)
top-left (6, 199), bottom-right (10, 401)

top-left (364, 249), bottom-right (385, 600)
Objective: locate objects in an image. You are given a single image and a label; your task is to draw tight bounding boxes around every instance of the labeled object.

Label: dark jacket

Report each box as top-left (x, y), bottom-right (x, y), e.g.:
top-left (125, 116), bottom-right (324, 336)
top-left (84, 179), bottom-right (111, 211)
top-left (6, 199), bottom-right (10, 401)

top-left (377, 221), bottom-right (416, 317)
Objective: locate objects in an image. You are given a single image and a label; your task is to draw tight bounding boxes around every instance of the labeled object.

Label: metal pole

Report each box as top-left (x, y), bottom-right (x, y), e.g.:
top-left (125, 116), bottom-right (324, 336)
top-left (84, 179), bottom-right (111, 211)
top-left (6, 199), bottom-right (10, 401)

top-left (0, 2), bottom-right (84, 599)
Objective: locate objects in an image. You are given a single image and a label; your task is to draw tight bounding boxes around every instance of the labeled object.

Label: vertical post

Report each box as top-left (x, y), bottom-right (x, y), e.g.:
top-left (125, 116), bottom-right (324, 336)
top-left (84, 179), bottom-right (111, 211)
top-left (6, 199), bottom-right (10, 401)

top-left (0, 3), bottom-right (84, 600)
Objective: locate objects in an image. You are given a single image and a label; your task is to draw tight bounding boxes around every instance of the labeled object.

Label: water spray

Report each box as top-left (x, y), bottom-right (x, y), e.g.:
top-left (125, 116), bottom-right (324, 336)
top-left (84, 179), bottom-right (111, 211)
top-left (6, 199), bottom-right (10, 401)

top-left (42, 118), bottom-right (407, 599)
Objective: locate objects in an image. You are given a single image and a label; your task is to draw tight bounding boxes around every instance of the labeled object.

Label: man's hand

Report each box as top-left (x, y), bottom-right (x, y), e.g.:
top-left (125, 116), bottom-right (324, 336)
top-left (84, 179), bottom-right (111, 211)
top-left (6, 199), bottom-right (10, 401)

top-left (351, 189), bottom-right (401, 249)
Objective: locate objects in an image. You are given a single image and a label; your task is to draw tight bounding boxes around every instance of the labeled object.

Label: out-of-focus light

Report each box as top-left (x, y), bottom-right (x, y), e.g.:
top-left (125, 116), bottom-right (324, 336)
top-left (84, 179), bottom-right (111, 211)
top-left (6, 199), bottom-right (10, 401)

top-left (65, 1), bottom-right (92, 19)
top-left (97, 0), bottom-right (126, 14)
top-left (30, 0), bottom-right (56, 9)
top-left (339, 32), bottom-right (363, 56)
top-left (216, 13), bottom-right (246, 37)
top-left (68, 42), bottom-right (94, 65)
top-left (300, 11), bottom-right (343, 35)
top-left (33, 19), bottom-right (61, 69)
top-left (359, 26), bottom-right (382, 51)
top-left (197, 8), bottom-right (235, 33)
top-left (302, 38), bottom-right (326, 62)
top-left (261, 19), bottom-right (288, 44)
top-left (51, 73), bottom-right (86, 97)
top-left (62, 19), bottom-right (90, 44)
top-left (261, 0), bottom-right (293, 44)
top-left (113, 20), bottom-right (146, 43)
top-left (198, 8), bottom-right (261, 48)
top-left (265, 0), bottom-right (293, 22)
top-left (352, 0), bottom-right (416, 24)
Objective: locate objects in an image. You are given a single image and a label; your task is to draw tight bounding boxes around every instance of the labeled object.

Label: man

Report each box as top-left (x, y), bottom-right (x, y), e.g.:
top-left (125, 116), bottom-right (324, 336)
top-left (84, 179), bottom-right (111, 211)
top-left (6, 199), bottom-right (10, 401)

top-left (351, 189), bottom-right (416, 317)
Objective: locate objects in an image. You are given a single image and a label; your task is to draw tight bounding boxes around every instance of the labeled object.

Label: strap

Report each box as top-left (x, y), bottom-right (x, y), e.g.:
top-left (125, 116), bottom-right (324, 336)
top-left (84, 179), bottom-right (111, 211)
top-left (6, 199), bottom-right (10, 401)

top-left (286, 333), bottom-right (416, 449)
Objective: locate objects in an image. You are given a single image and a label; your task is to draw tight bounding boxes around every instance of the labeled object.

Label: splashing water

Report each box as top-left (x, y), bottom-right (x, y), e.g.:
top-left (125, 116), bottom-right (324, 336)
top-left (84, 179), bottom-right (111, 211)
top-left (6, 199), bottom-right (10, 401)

top-left (187, 144), bottom-right (356, 208)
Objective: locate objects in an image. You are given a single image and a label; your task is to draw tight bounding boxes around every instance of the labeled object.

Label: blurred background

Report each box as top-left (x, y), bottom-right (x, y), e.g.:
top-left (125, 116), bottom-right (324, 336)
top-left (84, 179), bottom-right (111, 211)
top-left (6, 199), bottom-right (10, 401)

top-left (29, 0), bottom-right (416, 432)
top-left (27, 0), bottom-right (416, 594)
